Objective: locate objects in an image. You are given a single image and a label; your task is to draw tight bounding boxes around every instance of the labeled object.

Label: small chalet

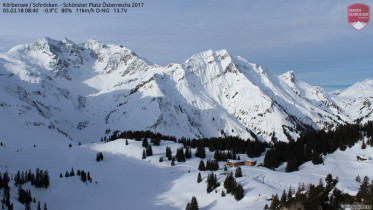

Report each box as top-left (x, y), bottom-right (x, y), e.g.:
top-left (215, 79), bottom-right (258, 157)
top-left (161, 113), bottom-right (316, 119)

top-left (226, 160), bottom-right (245, 167)
top-left (226, 159), bottom-right (257, 167)
top-left (245, 160), bottom-right (257, 166)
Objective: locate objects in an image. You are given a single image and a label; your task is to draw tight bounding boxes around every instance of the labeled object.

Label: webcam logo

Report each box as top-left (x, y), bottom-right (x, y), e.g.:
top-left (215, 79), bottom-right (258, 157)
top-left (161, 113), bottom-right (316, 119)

top-left (348, 3), bottom-right (370, 31)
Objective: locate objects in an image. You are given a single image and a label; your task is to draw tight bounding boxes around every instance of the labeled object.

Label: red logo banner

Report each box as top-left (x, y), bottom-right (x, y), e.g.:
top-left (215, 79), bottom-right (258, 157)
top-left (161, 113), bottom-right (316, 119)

top-left (348, 3), bottom-right (370, 31)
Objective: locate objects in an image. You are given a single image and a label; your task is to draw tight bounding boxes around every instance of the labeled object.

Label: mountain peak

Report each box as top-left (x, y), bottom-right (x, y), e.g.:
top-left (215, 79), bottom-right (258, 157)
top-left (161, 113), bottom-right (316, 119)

top-left (279, 70), bottom-right (297, 83)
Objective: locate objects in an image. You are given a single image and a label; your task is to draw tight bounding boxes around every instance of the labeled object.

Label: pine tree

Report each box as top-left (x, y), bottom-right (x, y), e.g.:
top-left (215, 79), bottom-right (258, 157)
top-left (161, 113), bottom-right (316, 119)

top-left (166, 147), bottom-right (172, 160)
top-left (195, 145), bottom-right (206, 159)
top-left (125, 139), bottom-right (129, 145)
top-left (206, 173), bottom-right (220, 193)
top-left (287, 186), bottom-right (293, 203)
top-left (185, 203), bottom-right (191, 210)
top-left (286, 154), bottom-right (298, 172)
top-left (269, 194), bottom-right (279, 210)
top-left (221, 190), bottom-right (226, 197)
top-left (176, 147), bottom-right (186, 162)
top-left (43, 170), bottom-right (50, 188)
top-left (356, 176), bottom-right (370, 202)
top-left (197, 172), bottom-right (202, 183)
top-left (171, 158), bottom-right (175, 166)
top-left (44, 203), bottom-right (47, 210)
top-left (235, 167), bottom-right (242, 178)
top-left (37, 201), bottom-right (41, 210)
top-left (280, 189), bottom-right (287, 206)
top-left (198, 160), bottom-right (206, 171)
top-left (356, 175), bottom-right (361, 183)
top-left (87, 172), bottom-right (92, 182)
top-left (146, 145), bottom-right (153, 156)
top-left (142, 138), bottom-right (148, 148)
top-left (70, 168), bottom-right (75, 176)
top-left (224, 172), bottom-right (236, 194)
top-left (159, 156), bottom-right (164, 162)
top-left (80, 171), bottom-right (87, 182)
top-left (190, 196), bottom-right (198, 210)
top-left (96, 152), bottom-right (104, 162)
top-left (234, 184), bottom-right (244, 201)
top-left (59, 173), bottom-right (63, 178)
top-left (142, 149), bottom-right (146, 159)
top-left (185, 147), bottom-right (192, 159)
top-left (312, 151), bottom-right (323, 165)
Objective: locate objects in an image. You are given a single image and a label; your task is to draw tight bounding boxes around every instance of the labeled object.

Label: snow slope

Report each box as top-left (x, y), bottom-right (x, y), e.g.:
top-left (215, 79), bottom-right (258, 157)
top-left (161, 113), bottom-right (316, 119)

top-left (1, 137), bottom-right (371, 209)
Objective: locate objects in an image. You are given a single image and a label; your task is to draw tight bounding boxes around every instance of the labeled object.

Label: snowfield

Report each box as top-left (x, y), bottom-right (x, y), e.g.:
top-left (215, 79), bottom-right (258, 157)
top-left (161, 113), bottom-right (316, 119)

top-left (1, 138), bottom-right (372, 209)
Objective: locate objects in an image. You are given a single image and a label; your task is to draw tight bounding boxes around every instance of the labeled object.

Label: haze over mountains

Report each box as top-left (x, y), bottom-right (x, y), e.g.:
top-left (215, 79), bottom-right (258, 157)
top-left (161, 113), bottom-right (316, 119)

top-left (0, 37), bottom-right (372, 144)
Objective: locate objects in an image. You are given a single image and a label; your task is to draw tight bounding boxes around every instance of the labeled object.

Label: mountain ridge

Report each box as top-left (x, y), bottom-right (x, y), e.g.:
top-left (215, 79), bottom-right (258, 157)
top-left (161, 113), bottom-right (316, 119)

top-left (0, 37), bottom-right (371, 143)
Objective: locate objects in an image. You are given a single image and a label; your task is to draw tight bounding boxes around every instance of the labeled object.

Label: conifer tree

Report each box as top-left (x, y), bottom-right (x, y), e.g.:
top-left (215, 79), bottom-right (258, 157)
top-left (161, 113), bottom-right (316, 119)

top-left (125, 139), bottom-right (129, 145)
top-left (43, 170), bottom-right (50, 188)
top-left (171, 158), bottom-right (175, 166)
top-left (70, 168), bottom-right (75, 176)
top-left (287, 186), bottom-right (293, 203)
top-left (190, 196), bottom-right (198, 210)
top-left (234, 184), bottom-right (244, 200)
top-left (185, 147), bottom-right (192, 159)
top-left (235, 167), bottom-right (242, 178)
top-left (87, 172), bottom-right (92, 182)
top-left (206, 173), bottom-right (220, 193)
top-left (146, 145), bottom-right (153, 156)
top-left (197, 172), bottom-right (202, 183)
top-left (159, 156), bottom-right (164, 162)
top-left (221, 190), bottom-right (226, 197)
top-left (37, 201), bottom-right (41, 210)
top-left (195, 145), bottom-right (206, 159)
top-left (142, 149), bottom-right (146, 159)
top-left (269, 194), bottom-right (279, 210)
top-left (166, 147), bottom-right (172, 160)
top-left (198, 160), bottom-right (206, 171)
top-left (142, 138), bottom-right (148, 148)
top-left (355, 175), bottom-right (361, 183)
top-left (356, 176), bottom-right (370, 202)
top-left (223, 172), bottom-right (236, 194)
top-left (185, 203), bottom-right (191, 210)
top-left (280, 189), bottom-right (287, 206)
top-left (312, 151), bottom-right (323, 165)
top-left (176, 147), bottom-right (186, 162)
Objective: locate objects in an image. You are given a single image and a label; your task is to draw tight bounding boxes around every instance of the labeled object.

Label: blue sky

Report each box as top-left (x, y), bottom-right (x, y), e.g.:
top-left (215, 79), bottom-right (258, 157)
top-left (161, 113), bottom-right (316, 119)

top-left (0, 0), bottom-right (372, 86)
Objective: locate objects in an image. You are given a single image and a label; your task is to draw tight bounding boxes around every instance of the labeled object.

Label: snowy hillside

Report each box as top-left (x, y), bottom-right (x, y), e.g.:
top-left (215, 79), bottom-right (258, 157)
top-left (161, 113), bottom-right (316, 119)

top-left (0, 37), bottom-right (371, 144)
top-left (334, 79), bottom-right (373, 124)
top-left (0, 137), bottom-right (372, 209)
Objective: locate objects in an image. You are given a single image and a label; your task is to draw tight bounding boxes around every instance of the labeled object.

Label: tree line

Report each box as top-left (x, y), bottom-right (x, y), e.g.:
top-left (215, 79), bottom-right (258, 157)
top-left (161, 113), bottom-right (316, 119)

top-left (266, 173), bottom-right (373, 210)
top-left (264, 121), bottom-right (373, 172)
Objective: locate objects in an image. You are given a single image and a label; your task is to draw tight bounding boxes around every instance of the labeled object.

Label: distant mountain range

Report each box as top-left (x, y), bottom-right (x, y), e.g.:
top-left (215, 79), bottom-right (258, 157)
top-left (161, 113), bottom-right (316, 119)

top-left (0, 37), bottom-right (372, 143)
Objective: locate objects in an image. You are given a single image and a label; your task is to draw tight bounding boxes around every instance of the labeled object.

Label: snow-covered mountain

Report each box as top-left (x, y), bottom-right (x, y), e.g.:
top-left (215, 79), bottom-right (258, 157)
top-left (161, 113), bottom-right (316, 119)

top-left (0, 37), bottom-right (371, 143)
